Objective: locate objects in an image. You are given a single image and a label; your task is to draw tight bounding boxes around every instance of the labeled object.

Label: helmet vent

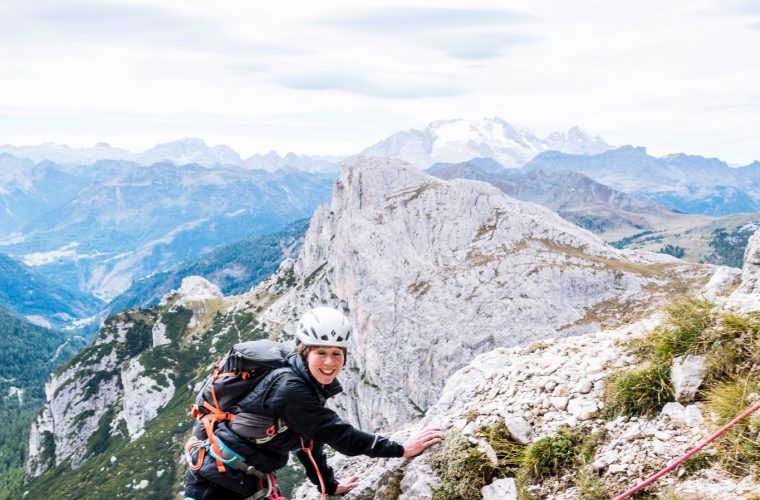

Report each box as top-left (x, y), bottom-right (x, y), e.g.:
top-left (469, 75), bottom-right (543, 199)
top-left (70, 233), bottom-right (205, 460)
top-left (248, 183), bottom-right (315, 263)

top-left (296, 307), bottom-right (351, 349)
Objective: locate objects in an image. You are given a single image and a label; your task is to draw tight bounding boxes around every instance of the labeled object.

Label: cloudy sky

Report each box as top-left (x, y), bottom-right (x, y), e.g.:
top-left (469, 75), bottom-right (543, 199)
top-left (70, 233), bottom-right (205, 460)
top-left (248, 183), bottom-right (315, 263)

top-left (1, 0), bottom-right (759, 163)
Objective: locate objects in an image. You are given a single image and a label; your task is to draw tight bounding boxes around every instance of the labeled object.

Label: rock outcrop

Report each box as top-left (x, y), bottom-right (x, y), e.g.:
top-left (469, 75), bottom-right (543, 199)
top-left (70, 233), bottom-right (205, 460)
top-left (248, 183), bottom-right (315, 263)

top-left (26, 276), bottom-right (215, 476)
top-left (671, 355), bottom-right (707, 403)
top-left (121, 358), bottom-right (175, 439)
top-left (727, 228), bottom-right (760, 312)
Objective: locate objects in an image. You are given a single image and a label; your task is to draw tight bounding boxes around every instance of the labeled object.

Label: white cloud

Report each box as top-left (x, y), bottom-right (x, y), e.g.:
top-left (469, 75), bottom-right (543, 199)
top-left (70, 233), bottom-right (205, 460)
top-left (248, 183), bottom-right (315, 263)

top-left (0, 1), bottom-right (759, 164)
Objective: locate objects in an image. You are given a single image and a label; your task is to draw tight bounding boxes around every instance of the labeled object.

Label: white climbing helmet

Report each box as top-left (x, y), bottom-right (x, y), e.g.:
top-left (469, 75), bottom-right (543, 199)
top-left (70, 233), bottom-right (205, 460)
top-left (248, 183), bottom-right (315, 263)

top-left (296, 307), bottom-right (352, 348)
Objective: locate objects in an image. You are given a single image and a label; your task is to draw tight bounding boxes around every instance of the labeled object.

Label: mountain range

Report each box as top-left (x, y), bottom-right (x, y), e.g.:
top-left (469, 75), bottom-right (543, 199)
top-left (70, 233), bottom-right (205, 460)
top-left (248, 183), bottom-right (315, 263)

top-left (0, 139), bottom-right (343, 173)
top-left (0, 154), bottom-right (91, 237)
top-left (4, 118), bottom-right (760, 312)
top-left (361, 118), bottom-right (612, 169)
top-left (524, 146), bottom-right (760, 216)
top-left (2, 119), bottom-right (613, 172)
top-left (427, 158), bottom-right (707, 241)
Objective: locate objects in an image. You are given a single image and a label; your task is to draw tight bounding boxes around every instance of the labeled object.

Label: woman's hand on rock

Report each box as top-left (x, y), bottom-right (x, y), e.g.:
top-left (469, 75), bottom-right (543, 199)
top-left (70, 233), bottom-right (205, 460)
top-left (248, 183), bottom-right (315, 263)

top-left (402, 427), bottom-right (443, 457)
top-left (335, 475), bottom-right (360, 495)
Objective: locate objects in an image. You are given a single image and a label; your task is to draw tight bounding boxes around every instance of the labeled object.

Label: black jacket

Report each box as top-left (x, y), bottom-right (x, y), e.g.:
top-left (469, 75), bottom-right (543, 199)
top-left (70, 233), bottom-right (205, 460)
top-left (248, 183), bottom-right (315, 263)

top-left (211, 354), bottom-right (404, 494)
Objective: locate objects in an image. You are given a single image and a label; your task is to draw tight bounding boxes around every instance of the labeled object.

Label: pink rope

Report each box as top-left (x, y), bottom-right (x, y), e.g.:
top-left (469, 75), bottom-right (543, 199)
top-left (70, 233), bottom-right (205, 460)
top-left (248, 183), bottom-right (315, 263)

top-left (613, 399), bottom-right (760, 500)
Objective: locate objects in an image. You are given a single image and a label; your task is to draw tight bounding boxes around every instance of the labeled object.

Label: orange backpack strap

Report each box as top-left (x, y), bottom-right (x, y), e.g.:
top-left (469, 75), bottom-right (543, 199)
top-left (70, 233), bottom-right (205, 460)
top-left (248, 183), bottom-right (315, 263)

top-left (201, 414), bottom-right (225, 472)
top-left (198, 397), bottom-right (236, 473)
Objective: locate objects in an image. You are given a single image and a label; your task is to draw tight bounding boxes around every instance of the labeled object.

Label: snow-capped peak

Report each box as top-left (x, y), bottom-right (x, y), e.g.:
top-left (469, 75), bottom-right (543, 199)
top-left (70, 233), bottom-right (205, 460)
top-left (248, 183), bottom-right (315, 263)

top-left (361, 117), bottom-right (613, 169)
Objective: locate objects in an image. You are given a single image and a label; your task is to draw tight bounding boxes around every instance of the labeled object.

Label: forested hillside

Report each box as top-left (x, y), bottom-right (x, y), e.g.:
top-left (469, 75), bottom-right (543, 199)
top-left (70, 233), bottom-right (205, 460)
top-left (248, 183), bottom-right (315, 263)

top-left (106, 218), bottom-right (308, 314)
top-left (0, 308), bottom-right (86, 497)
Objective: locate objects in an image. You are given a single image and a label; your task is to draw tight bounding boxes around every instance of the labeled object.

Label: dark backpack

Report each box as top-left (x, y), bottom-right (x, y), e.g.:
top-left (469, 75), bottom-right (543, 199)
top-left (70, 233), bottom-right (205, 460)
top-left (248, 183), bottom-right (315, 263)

top-left (190, 339), bottom-right (295, 472)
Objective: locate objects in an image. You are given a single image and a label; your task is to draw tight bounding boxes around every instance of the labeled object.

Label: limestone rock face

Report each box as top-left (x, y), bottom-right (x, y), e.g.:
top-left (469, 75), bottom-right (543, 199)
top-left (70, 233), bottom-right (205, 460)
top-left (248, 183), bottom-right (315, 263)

top-left (152, 320), bottom-right (170, 346)
top-left (121, 358), bottom-right (175, 439)
top-left (27, 318), bottom-right (130, 476)
top-left (727, 228), bottom-right (760, 312)
top-left (265, 156), bottom-right (713, 430)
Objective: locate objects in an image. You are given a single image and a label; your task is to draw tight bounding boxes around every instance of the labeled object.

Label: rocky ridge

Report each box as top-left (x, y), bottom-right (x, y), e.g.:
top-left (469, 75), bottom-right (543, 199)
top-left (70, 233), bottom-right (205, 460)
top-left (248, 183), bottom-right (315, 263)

top-left (429, 159), bottom-right (698, 242)
top-left (258, 156), bottom-right (714, 431)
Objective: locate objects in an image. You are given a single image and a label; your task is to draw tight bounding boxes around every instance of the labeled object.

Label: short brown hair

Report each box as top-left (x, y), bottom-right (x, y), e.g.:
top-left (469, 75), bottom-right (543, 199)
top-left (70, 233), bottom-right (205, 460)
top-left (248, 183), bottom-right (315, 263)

top-left (297, 344), bottom-right (348, 360)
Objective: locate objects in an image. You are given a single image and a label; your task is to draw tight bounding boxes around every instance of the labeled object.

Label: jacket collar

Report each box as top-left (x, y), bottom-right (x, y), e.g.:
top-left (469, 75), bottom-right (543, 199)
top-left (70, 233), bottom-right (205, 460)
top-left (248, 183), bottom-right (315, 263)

top-left (290, 353), bottom-right (343, 399)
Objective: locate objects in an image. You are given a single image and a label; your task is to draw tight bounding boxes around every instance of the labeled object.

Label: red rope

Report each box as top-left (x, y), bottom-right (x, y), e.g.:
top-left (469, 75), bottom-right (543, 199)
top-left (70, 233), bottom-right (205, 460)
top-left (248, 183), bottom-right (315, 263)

top-left (613, 399), bottom-right (760, 499)
top-left (300, 437), bottom-right (326, 500)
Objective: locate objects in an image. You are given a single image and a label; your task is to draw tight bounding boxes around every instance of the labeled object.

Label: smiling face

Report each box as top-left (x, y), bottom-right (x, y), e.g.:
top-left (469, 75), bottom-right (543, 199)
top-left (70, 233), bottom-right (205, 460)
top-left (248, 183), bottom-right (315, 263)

top-left (305, 346), bottom-right (345, 386)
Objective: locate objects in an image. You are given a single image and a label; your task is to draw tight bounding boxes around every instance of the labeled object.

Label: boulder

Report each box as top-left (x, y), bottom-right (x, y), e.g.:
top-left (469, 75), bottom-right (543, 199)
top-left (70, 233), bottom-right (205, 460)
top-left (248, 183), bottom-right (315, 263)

top-left (482, 478), bottom-right (517, 500)
top-left (504, 416), bottom-right (533, 445)
top-left (671, 355), bottom-right (707, 403)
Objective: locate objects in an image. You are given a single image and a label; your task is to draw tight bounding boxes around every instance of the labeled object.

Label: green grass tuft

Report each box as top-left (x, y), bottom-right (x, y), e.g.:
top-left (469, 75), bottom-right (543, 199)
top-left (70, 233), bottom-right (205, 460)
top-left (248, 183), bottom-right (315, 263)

top-left (603, 362), bottom-right (674, 418)
top-left (704, 378), bottom-right (760, 478)
top-left (430, 422), bottom-right (528, 499)
top-left (521, 428), bottom-right (577, 478)
top-left (515, 425), bottom-right (608, 499)
top-left (430, 431), bottom-right (496, 500)
top-left (481, 421), bottom-right (526, 469)
top-left (630, 296), bottom-right (714, 364)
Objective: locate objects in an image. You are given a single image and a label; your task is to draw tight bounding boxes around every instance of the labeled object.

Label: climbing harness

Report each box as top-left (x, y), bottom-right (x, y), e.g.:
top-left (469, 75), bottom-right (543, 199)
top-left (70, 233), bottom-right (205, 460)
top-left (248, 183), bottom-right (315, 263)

top-left (614, 399), bottom-right (760, 499)
top-left (184, 436), bottom-right (286, 500)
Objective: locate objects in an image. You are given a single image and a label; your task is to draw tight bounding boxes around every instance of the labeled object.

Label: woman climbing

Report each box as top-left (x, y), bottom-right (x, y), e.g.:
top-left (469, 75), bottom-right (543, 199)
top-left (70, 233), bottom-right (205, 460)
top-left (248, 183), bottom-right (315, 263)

top-left (184, 306), bottom-right (442, 499)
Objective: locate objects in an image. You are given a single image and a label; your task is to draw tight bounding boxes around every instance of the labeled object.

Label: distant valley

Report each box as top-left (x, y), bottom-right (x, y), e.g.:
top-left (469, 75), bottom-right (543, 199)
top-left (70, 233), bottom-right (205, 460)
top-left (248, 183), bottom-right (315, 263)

top-left (0, 253), bottom-right (103, 329)
top-left (1, 160), bottom-right (335, 302)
